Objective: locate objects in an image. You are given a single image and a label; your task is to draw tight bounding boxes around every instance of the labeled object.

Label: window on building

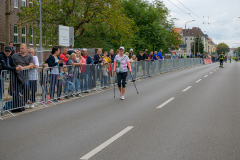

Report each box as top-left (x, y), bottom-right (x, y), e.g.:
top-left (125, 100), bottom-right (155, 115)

top-left (29, 28), bottom-right (33, 45)
top-left (22, 0), bottom-right (26, 7)
top-left (14, 0), bottom-right (18, 8)
top-left (186, 38), bottom-right (188, 40)
top-left (14, 25), bottom-right (18, 43)
top-left (22, 26), bottom-right (26, 43)
top-left (190, 38), bottom-right (192, 40)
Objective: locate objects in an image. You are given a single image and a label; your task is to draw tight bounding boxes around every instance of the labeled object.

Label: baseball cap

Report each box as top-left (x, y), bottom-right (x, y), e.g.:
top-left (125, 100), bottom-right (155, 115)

top-left (119, 46), bottom-right (125, 50)
top-left (82, 48), bottom-right (87, 51)
top-left (5, 46), bottom-right (11, 52)
top-left (130, 49), bottom-right (133, 51)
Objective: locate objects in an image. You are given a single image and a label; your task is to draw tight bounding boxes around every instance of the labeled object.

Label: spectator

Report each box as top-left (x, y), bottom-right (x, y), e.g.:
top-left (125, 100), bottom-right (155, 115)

top-left (190, 53), bottom-right (194, 58)
top-left (47, 47), bottom-right (63, 102)
top-left (130, 54), bottom-right (137, 79)
top-left (101, 51), bottom-right (112, 88)
top-left (144, 49), bottom-right (151, 76)
top-left (93, 48), bottom-right (104, 65)
top-left (9, 42), bottom-right (15, 56)
top-left (116, 49), bottom-right (119, 55)
top-left (67, 45), bottom-right (75, 55)
top-left (76, 50), bottom-right (81, 61)
top-left (78, 51), bottom-right (87, 92)
top-left (40, 63), bottom-right (49, 104)
top-left (57, 67), bottom-right (64, 100)
top-left (93, 49), bottom-right (104, 85)
top-left (109, 49), bottom-right (115, 62)
top-left (12, 44), bottom-right (34, 109)
top-left (66, 53), bottom-right (82, 97)
top-left (149, 51), bottom-right (153, 60)
top-left (157, 49), bottom-right (163, 60)
top-left (137, 51), bottom-right (146, 75)
top-left (183, 53), bottom-right (187, 59)
top-left (152, 51), bottom-right (160, 61)
top-left (60, 47), bottom-right (69, 65)
top-left (157, 49), bottom-right (163, 72)
top-left (129, 49), bottom-right (134, 59)
top-left (187, 54), bottom-right (190, 58)
top-left (172, 52), bottom-right (176, 59)
top-left (61, 66), bottom-right (74, 98)
top-left (0, 46), bottom-right (22, 111)
top-left (27, 48), bottom-right (39, 108)
top-left (125, 52), bottom-right (129, 58)
top-left (82, 48), bottom-right (93, 93)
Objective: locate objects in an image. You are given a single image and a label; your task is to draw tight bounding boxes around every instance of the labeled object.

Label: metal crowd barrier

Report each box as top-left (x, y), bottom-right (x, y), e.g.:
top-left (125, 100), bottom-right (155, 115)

top-left (0, 58), bottom-right (202, 119)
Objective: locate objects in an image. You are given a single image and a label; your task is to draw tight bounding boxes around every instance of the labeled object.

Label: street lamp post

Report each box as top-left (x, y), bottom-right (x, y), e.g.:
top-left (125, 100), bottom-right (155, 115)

top-left (185, 20), bottom-right (195, 51)
top-left (40, 0), bottom-right (43, 64)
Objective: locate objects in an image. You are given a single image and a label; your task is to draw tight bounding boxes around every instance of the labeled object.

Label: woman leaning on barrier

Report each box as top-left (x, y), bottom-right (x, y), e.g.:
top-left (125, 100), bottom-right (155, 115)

top-left (47, 47), bottom-right (63, 102)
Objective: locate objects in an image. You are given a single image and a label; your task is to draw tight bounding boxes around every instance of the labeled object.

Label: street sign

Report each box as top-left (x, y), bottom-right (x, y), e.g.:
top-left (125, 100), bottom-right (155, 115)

top-left (59, 25), bottom-right (74, 46)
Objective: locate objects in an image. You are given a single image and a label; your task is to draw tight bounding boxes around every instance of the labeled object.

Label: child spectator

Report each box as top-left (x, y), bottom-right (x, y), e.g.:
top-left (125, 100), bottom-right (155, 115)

top-left (62, 66), bottom-right (74, 98)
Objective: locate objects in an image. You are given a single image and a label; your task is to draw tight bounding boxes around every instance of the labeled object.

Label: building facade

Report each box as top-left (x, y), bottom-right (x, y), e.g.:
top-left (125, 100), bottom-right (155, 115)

top-left (0, 0), bottom-right (34, 52)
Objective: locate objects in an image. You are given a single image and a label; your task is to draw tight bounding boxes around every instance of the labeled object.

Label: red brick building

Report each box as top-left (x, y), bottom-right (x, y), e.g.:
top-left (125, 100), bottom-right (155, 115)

top-left (0, 0), bottom-right (35, 52)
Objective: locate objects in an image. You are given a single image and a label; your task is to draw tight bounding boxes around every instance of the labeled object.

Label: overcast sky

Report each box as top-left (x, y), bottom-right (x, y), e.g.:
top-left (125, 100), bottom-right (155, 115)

top-left (151, 0), bottom-right (240, 48)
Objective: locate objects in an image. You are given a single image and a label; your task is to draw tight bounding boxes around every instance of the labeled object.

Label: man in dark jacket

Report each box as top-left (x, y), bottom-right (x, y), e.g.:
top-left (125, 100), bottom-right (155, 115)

top-left (0, 46), bottom-right (22, 112)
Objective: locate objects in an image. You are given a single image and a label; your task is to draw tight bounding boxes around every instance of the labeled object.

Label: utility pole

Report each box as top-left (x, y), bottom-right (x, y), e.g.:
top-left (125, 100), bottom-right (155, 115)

top-left (5, 0), bottom-right (11, 45)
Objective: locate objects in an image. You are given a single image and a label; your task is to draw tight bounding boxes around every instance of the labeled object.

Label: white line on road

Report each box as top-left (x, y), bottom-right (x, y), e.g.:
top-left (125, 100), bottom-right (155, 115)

top-left (182, 86), bottom-right (192, 92)
top-left (209, 72), bottom-right (213, 74)
top-left (204, 75), bottom-right (208, 78)
top-left (196, 79), bottom-right (202, 83)
top-left (80, 126), bottom-right (134, 160)
top-left (156, 97), bottom-right (175, 109)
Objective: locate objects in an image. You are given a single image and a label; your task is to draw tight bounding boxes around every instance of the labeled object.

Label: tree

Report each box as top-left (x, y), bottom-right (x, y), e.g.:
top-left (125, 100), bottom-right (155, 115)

top-left (17, 0), bottom-right (135, 48)
top-left (216, 43), bottom-right (230, 54)
top-left (191, 34), bottom-right (204, 54)
top-left (121, 0), bottom-right (181, 53)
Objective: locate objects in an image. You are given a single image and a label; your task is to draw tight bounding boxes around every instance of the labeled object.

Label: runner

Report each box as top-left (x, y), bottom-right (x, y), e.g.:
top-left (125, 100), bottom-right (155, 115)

top-left (113, 47), bottom-right (132, 100)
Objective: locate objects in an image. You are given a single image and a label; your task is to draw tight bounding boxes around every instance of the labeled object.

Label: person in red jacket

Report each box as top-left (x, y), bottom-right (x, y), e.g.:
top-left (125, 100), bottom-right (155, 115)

top-left (59, 47), bottom-right (69, 65)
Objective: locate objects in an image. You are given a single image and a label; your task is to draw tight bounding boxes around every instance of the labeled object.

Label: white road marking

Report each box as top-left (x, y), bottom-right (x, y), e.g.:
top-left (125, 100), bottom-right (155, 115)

top-left (156, 97), bottom-right (175, 109)
top-left (182, 86), bottom-right (192, 92)
top-left (209, 72), bottom-right (213, 74)
top-left (204, 75), bottom-right (208, 77)
top-left (80, 126), bottom-right (134, 160)
top-left (214, 70), bottom-right (216, 71)
top-left (196, 79), bottom-right (202, 83)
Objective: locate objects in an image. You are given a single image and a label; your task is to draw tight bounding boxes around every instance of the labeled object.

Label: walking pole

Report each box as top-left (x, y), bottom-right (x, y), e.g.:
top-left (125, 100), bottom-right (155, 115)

top-left (130, 72), bottom-right (139, 94)
top-left (114, 72), bottom-right (115, 98)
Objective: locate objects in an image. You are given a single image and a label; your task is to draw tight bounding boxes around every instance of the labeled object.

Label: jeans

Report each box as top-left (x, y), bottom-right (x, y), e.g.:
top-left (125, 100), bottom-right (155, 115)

top-left (64, 81), bottom-right (74, 95)
top-left (49, 74), bottom-right (58, 98)
top-left (0, 79), bottom-right (4, 100)
top-left (29, 80), bottom-right (37, 102)
top-left (80, 73), bottom-right (89, 91)
top-left (101, 76), bottom-right (108, 87)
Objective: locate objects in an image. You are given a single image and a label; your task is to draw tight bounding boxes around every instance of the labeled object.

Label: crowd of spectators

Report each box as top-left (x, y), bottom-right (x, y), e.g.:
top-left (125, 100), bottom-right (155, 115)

top-left (0, 42), bottom-right (204, 113)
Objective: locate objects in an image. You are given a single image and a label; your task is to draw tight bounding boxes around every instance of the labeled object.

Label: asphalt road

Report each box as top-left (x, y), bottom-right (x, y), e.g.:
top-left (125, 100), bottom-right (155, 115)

top-left (0, 61), bottom-right (240, 160)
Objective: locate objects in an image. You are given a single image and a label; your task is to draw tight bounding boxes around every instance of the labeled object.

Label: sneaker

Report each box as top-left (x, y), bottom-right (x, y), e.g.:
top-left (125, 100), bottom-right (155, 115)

top-left (121, 96), bottom-right (125, 100)
top-left (83, 91), bottom-right (89, 93)
top-left (64, 96), bottom-right (69, 99)
top-left (25, 103), bottom-right (30, 109)
top-left (30, 104), bottom-right (35, 108)
top-left (57, 98), bottom-right (63, 100)
top-left (52, 99), bottom-right (58, 102)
